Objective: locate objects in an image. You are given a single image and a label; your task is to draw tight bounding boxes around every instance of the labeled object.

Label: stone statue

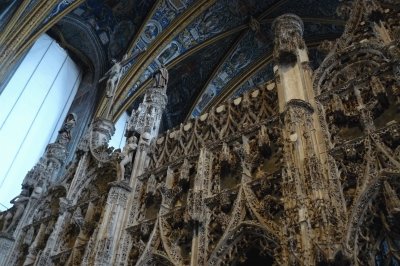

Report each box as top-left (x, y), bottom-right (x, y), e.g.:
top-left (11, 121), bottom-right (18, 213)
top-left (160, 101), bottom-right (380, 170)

top-left (2, 189), bottom-right (30, 233)
top-left (100, 50), bottom-right (147, 98)
top-left (102, 57), bottom-right (124, 98)
top-left (119, 136), bottom-right (138, 180)
top-left (152, 66), bottom-right (169, 88)
top-left (146, 174), bottom-right (157, 195)
top-left (57, 113), bottom-right (77, 145)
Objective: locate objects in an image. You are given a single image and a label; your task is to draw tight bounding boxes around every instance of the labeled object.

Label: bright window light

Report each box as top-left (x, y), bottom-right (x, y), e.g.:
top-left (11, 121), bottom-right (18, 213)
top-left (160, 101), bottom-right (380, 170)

top-left (0, 34), bottom-right (81, 211)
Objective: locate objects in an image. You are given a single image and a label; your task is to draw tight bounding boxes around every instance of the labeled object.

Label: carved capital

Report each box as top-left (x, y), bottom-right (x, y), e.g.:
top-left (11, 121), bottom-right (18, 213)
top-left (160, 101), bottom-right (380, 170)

top-left (89, 118), bottom-right (116, 163)
top-left (92, 118), bottom-right (116, 147)
top-left (272, 14), bottom-right (305, 64)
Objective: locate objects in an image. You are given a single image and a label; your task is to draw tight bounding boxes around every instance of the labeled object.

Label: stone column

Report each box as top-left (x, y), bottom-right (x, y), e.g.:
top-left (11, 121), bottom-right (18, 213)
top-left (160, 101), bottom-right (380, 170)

top-left (128, 82), bottom-right (168, 184)
top-left (93, 182), bottom-right (132, 265)
top-left (189, 148), bottom-right (213, 266)
top-left (0, 234), bottom-right (14, 265)
top-left (23, 224), bottom-right (46, 265)
top-left (35, 198), bottom-right (72, 266)
top-left (114, 68), bottom-right (168, 265)
top-left (273, 14), bottom-right (334, 265)
top-left (126, 67), bottom-right (168, 220)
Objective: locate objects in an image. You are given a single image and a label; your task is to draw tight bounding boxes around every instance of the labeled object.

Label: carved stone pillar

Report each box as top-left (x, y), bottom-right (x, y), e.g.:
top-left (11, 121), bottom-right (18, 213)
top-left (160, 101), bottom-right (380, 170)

top-left (35, 198), bottom-right (72, 266)
top-left (23, 223), bottom-right (46, 265)
top-left (66, 152), bottom-right (90, 204)
top-left (189, 148), bottom-right (213, 266)
top-left (127, 68), bottom-right (168, 211)
top-left (0, 234), bottom-right (14, 265)
top-left (1, 113), bottom-right (78, 265)
top-left (363, 0), bottom-right (393, 44)
top-left (114, 68), bottom-right (168, 265)
top-left (273, 14), bottom-right (336, 265)
top-left (93, 181), bottom-right (132, 265)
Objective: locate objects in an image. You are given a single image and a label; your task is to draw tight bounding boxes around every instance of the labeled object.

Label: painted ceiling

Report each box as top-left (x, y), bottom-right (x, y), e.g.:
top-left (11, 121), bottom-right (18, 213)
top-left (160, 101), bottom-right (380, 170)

top-left (50, 0), bottom-right (345, 131)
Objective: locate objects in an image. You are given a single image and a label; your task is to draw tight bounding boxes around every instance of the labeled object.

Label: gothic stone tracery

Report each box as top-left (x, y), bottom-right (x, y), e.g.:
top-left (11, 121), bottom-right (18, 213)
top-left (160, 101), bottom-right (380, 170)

top-left (1, 0), bottom-right (400, 265)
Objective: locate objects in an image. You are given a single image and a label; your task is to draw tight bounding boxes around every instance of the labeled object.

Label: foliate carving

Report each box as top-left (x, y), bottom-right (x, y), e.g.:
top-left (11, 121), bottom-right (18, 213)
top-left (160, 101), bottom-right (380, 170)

top-left (4, 5), bottom-right (400, 266)
top-left (272, 14), bottom-right (305, 64)
top-left (127, 67), bottom-right (168, 138)
top-left (89, 118), bottom-right (117, 164)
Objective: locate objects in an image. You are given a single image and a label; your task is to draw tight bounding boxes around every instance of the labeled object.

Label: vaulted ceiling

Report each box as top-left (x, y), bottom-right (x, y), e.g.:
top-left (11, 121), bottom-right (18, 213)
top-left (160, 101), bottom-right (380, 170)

top-left (49, 0), bottom-right (345, 132)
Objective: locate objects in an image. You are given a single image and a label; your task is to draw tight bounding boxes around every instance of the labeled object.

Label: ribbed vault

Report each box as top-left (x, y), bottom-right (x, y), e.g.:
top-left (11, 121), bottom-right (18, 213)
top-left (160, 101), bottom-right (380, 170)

top-left (2, 0), bottom-right (346, 132)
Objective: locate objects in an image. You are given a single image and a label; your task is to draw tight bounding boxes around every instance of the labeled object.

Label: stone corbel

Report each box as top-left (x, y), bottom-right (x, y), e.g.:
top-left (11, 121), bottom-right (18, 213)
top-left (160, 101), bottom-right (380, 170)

top-left (159, 183), bottom-right (181, 214)
top-left (88, 118), bottom-right (117, 164)
top-left (58, 197), bottom-right (72, 215)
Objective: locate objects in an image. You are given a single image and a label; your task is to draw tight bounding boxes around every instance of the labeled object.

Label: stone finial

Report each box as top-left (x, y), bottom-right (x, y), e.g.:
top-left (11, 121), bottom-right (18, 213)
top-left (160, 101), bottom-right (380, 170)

top-left (272, 14), bottom-right (305, 64)
top-left (127, 67), bottom-right (168, 137)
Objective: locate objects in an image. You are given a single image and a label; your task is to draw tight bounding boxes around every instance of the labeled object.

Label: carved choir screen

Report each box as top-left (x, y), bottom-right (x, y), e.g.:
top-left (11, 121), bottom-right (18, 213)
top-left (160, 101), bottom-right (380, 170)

top-left (0, 0), bottom-right (400, 265)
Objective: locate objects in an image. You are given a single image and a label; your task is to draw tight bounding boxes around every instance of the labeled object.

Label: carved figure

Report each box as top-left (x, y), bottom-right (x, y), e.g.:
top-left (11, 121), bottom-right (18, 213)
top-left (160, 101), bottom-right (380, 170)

top-left (2, 189), bottom-right (30, 233)
top-left (152, 66), bottom-right (169, 88)
top-left (146, 174), bottom-right (157, 195)
top-left (57, 113), bottom-right (77, 144)
top-left (100, 55), bottom-right (128, 98)
top-left (3, 5), bottom-right (400, 266)
top-left (119, 136), bottom-right (138, 180)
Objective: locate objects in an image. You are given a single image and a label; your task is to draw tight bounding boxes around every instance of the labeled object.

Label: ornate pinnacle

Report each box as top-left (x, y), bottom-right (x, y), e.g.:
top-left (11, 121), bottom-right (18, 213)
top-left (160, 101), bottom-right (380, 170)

top-left (272, 14), bottom-right (305, 64)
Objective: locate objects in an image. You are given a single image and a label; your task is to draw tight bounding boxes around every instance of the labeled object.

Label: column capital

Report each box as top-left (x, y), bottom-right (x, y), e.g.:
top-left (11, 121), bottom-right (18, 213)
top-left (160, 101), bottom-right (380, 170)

top-left (272, 14), bottom-right (305, 64)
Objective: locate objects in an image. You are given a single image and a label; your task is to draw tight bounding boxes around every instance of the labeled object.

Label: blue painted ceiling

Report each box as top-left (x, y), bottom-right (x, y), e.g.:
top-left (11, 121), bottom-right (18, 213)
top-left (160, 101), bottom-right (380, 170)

top-left (51, 0), bottom-right (345, 131)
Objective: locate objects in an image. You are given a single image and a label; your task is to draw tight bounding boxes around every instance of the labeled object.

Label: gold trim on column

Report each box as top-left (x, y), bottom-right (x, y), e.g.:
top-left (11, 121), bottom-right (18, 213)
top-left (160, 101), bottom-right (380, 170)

top-left (113, 0), bottom-right (216, 113)
top-left (184, 0), bottom-right (294, 119)
top-left (1, 1), bottom-right (58, 51)
top-left (13, 0), bottom-right (86, 66)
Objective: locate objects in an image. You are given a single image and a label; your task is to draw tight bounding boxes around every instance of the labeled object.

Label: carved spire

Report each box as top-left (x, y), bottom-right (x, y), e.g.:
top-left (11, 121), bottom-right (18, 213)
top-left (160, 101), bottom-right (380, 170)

top-left (127, 67), bottom-right (168, 140)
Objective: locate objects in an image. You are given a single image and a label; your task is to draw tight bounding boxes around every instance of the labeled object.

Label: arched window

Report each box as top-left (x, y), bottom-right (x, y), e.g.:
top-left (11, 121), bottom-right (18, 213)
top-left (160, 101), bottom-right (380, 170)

top-left (109, 112), bottom-right (129, 149)
top-left (0, 34), bottom-right (82, 210)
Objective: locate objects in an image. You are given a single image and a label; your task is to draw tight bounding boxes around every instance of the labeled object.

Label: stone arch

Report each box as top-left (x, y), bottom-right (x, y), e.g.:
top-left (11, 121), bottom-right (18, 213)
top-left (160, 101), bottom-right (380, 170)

top-left (68, 167), bottom-right (97, 205)
top-left (50, 14), bottom-right (107, 81)
top-left (48, 13), bottom-right (108, 161)
top-left (208, 221), bottom-right (280, 265)
top-left (343, 168), bottom-right (400, 254)
top-left (313, 42), bottom-right (391, 95)
top-left (139, 251), bottom-right (175, 266)
top-left (346, 174), bottom-right (400, 265)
